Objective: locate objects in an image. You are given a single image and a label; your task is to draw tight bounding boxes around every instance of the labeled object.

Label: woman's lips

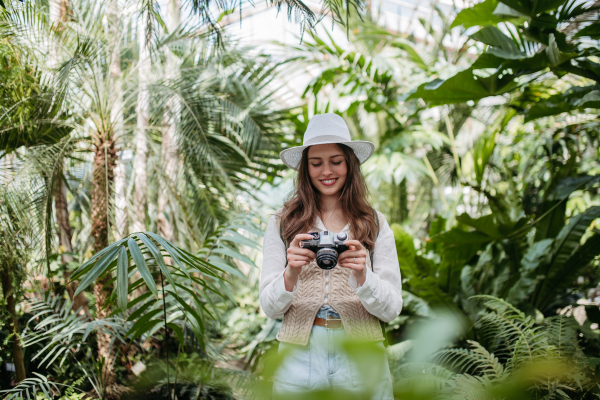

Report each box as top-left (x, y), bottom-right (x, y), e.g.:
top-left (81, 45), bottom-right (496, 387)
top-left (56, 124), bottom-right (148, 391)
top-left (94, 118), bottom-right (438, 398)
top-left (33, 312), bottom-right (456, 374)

top-left (320, 178), bottom-right (338, 186)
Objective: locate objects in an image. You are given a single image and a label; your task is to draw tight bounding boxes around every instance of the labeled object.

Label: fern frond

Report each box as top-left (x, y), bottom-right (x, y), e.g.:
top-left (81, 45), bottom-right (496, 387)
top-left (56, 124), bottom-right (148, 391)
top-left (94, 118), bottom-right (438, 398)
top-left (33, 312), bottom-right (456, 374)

top-left (467, 341), bottom-right (505, 380)
top-left (543, 315), bottom-right (581, 361)
top-left (392, 362), bottom-right (455, 391)
top-left (471, 295), bottom-right (526, 320)
top-left (434, 340), bottom-right (505, 380)
top-left (448, 374), bottom-right (495, 400)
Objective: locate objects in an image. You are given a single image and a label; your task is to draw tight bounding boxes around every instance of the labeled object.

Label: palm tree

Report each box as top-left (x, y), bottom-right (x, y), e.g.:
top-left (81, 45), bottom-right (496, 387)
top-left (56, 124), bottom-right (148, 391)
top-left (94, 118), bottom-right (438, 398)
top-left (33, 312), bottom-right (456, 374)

top-left (2, 0), bottom-right (288, 385)
top-left (157, 0), bottom-right (181, 241)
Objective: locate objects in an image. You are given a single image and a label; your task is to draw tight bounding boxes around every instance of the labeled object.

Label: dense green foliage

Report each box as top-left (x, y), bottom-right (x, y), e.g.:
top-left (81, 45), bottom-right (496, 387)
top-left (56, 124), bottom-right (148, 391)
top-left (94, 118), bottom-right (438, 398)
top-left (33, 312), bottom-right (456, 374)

top-left (0, 0), bottom-right (599, 399)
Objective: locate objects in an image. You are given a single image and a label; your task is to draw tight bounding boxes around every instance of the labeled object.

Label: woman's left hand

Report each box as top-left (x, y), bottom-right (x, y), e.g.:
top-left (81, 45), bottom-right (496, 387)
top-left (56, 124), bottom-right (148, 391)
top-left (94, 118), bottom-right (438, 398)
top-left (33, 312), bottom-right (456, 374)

top-left (338, 240), bottom-right (368, 286)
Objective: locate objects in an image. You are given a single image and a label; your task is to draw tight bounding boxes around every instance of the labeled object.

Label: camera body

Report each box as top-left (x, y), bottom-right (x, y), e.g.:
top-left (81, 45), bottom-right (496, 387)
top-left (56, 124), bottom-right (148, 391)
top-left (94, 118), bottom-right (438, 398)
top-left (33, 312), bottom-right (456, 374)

top-left (300, 230), bottom-right (349, 270)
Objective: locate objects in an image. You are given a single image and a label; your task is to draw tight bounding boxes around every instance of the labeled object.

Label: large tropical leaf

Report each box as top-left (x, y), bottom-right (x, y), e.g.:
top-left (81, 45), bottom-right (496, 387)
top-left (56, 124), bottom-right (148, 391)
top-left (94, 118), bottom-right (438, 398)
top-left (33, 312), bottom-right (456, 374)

top-left (532, 206), bottom-right (600, 308)
top-left (450, 0), bottom-right (516, 29)
top-left (407, 69), bottom-right (519, 106)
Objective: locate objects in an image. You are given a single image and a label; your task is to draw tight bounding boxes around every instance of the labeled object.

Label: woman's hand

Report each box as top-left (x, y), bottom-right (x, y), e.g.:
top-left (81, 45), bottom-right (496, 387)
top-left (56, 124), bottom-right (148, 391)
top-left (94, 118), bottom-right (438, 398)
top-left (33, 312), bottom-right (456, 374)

top-left (283, 233), bottom-right (316, 292)
top-left (338, 240), bottom-right (368, 286)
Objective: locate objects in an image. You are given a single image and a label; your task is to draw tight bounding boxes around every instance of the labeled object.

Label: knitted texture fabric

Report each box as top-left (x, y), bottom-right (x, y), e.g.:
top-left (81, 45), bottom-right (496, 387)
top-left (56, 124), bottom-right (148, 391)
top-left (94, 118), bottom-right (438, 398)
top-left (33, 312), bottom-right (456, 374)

top-left (275, 214), bottom-right (385, 346)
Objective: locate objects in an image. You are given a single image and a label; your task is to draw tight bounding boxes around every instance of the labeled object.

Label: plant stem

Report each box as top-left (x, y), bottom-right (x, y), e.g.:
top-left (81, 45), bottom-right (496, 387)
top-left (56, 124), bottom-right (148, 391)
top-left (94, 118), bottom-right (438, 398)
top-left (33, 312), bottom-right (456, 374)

top-left (160, 272), bottom-right (172, 399)
top-left (444, 109), bottom-right (463, 182)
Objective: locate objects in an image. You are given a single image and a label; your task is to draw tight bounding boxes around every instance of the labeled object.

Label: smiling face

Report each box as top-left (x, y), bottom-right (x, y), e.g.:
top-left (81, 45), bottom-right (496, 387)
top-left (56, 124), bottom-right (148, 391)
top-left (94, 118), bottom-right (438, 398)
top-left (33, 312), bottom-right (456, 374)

top-left (307, 144), bottom-right (348, 197)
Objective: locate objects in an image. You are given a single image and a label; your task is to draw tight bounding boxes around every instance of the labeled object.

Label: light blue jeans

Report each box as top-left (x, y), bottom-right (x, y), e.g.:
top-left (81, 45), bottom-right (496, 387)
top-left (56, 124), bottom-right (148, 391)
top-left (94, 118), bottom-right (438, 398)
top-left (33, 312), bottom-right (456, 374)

top-left (272, 307), bottom-right (394, 399)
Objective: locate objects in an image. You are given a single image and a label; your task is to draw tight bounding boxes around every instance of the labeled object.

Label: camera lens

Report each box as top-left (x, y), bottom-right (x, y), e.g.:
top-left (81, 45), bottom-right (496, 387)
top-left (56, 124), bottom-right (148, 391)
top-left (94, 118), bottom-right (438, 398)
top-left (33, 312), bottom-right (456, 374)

top-left (316, 248), bottom-right (338, 270)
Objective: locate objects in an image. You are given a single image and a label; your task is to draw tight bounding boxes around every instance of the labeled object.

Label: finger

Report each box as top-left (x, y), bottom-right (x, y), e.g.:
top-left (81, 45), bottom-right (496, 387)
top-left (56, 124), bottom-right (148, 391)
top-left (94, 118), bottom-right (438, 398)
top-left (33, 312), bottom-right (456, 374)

top-left (289, 261), bottom-right (307, 268)
top-left (338, 262), bottom-right (362, 271)
top-left (339, 251), bottom-right (367, 260)
top-left (291, 233), bottom-right (317, 247)
top-left (339, 261), bottom-right (366, 270)
top-left (344, 240), bottom-right (364, 250)
top-left (287, 247), bottom-right (316, 257)
top-left (288, 255), bottom-right (312, 263)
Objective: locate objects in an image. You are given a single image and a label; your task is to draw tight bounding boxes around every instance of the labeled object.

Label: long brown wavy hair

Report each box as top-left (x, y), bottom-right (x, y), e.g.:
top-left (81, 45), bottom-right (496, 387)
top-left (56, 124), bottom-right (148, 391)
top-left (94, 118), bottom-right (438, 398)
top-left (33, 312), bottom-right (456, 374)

top-left (280, 143), bottom-right (378, 250)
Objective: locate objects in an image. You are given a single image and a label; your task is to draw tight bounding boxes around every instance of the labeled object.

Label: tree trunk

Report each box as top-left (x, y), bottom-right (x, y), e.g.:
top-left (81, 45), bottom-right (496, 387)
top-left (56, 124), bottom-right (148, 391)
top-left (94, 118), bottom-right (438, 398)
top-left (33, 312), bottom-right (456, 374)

top-left (133, 12), bottom-right (150, 233)
top-left (91, 134), bottom-right (117, 386)
top-left (0, 264), bottom-right (26, 382)
top-left (108, 0), bottom-right (128, 239)
top-left (157, 0), bottom-right (181, 241)
top-left (54, 162), bottom-right (89, 314)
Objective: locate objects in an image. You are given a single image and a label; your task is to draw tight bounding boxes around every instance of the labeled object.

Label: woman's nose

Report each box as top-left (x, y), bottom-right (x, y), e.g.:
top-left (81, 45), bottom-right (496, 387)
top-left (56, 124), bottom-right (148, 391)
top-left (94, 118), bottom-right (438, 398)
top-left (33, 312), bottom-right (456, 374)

top-left (323, 164), bottom-right (333, 175)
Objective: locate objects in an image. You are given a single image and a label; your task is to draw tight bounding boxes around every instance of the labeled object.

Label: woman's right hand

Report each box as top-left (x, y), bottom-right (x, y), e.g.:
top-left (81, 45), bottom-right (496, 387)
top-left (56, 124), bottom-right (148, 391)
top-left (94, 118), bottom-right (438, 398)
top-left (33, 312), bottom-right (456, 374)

top-left (283, 233), bottom-right (316, 291)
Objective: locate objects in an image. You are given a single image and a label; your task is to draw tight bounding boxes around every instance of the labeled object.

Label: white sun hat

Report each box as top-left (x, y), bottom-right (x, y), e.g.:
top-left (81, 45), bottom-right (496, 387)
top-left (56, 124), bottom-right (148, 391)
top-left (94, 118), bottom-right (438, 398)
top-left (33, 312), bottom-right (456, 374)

top-left (279, 113), bottom-right (375, 170)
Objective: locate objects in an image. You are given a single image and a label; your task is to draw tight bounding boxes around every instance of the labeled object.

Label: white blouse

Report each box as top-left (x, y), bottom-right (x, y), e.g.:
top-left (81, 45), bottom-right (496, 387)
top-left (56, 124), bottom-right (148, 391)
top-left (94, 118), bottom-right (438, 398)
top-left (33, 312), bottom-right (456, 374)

top-left (259, 212), bottom-right (403, 322)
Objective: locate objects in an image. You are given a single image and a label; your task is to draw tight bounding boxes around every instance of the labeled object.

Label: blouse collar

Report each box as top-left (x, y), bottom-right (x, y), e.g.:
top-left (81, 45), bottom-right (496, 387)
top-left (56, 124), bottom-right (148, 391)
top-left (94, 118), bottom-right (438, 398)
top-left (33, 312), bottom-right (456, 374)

top-left (315, 215), bottom-right (350, 233)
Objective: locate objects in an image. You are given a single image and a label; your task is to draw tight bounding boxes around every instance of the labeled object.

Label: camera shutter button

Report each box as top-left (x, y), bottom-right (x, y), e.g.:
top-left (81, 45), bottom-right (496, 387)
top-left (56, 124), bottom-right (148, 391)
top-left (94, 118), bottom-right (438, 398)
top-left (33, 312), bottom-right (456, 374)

top-left (337, 232), bottom-right (348, 241)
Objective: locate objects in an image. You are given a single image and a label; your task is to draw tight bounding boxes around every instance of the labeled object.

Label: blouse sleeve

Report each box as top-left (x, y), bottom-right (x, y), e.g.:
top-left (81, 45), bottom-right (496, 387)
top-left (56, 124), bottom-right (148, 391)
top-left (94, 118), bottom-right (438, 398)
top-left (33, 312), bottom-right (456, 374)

top-left (348, 212), bottom-right (403, 322)
top-left (259, 214), bottom-right (298, 319)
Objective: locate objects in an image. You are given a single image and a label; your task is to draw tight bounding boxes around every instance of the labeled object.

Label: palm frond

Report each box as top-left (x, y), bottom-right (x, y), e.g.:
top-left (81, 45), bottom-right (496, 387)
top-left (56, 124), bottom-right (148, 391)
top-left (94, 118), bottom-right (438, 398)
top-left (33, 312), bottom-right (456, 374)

top-left (0, 372), bottom-right (59, 400)
top-left (22, 294), bottom-right (128, 368)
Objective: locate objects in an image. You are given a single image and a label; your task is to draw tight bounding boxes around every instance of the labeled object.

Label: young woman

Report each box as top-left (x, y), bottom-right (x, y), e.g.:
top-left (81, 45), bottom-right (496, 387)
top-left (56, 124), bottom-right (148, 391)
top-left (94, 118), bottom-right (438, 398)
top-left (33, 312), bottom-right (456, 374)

top-left (259, 113), bottom-right (403, 399)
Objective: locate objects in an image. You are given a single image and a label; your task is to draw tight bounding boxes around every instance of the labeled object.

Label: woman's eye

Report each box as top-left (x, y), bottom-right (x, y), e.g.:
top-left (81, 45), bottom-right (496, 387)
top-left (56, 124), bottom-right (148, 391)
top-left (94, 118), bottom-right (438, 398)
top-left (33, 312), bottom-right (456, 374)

top-left (332, 161), bottom-right (342, 166)
top-left (311, 163), bottom-right (322, 167)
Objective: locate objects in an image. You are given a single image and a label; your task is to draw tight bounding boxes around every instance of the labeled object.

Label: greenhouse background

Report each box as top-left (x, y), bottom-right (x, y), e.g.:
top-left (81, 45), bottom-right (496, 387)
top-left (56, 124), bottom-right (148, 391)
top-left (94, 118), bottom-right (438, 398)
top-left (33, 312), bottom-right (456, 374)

top-left (1, 0), bottom-right (599, 398)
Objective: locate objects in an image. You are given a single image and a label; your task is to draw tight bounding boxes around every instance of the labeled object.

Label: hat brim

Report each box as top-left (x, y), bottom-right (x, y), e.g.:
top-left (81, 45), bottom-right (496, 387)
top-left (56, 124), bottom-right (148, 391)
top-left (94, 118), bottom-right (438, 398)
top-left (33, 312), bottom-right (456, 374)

top-left (279, 140), bottom-right (375, 171)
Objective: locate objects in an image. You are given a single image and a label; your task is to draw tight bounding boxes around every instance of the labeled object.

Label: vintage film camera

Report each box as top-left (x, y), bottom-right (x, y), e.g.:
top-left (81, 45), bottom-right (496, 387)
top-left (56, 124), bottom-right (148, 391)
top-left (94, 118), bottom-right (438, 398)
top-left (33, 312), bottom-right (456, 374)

top-left (300, 231), bottom-right (349, 270)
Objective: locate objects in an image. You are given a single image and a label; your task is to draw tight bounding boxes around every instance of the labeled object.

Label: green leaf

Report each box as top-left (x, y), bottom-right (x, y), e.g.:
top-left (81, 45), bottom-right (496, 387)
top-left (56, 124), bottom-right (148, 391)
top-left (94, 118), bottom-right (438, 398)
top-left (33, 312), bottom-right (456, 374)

top-left (407, 69), bottom-right (517, 106)
top-left (575, 22), bottom-right (600, 39)
top-left (136, 233), bottom-right (176, 291)
top-left (472, 129), bottom-right (497, 185)
top-left (493, 3), bottom-right (527, 18)
top-left (70, 238), bottom-right (127, 281)
top-left (533, 206), bottom-right (600, 307)
top-left (127, 300), bottom-right (155, 322)
top-left (470, 26), bottom-right (526, 59)
top-left (127, 238), bottom-right (158, 297)
top-left (451, 0), bottom-right (513, 29)
top-left (525, 85), bottom-right (598, 122)
top-left (546, 33), bottom-right (569, 66)
top-left (549, 175), bottom-right (600, 201)
top-left (206, 256), bottom-right (247, 279)
top-left (211, 246), bottom-right (257, 269)
top-left (130, 319), bottom-right (163, 341)
top-left (117, 246), bottom-right (129, 311)
top-left (74, 246), bottom-right (121, 296)
top-left (456, 213), bottom-right (503, 239)
top-left (499, 0), bottom-right (564, 16)
top-left (387, 340), bottom-right (414, 361)
top-left (575, 90), bottom-right (600, 109)
top-left (219, 230), bottom-right (261, 250)
top-left (144, 232), bottom-right (191, 278)
top-left (167, 322), bottom-right (185, 346)
top-left (391, 223), bottom-right (417, 273)
top-left (538, 234), bottom-right (600, 309)
top-left (430, 228), bottom-right (493, 245)
top-left (126, 308), bottom-right (163, 338)
top-left (170, 292), bottom-right (205, 340)
top-left (506, 239), bottom-right (552, 304)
